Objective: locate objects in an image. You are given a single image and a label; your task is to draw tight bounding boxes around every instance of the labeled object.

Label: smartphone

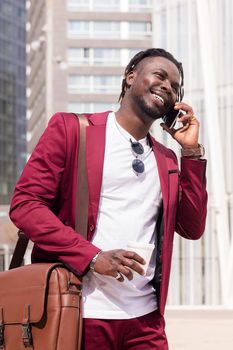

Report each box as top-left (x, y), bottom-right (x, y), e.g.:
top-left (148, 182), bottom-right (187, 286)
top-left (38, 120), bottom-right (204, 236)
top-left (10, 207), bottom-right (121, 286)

top-left (162, 106), bottom-right (182, 129)
top-left (162, 84), bottom-right (184, 128)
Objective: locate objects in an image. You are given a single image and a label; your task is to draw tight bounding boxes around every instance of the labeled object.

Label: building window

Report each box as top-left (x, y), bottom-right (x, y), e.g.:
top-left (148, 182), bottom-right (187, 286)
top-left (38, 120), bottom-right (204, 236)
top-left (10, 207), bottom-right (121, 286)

top-left (68, 75), bottom-right (91, 93)
top-left (68, 102), bottom-right (88, 112)
top-left (67, 0), bottom-right (120, 12)
top-left (92, 0), bottom-right (120, 11)
top-left (93, 48), bottom-right (121, 65)
top-left (68, 75), bottom-right (121, 94)
top-left (93, 75), bottom-right (121, 93)
top-left (93, 21), bottom-right (120, 38)
top-left (92, 102), bottom-right (119, 111)
top-left (128, 21), bottom-right (152, 38)
top-left (67, 0), bottom-right (89, 11)
top-left (67, 102), bottom-right (119, 113)
top-left (67, 48), bottom-right (121, 66)
top-left (67, 48), bottom-right (90, 65)
top-left (128, 48), bottom-right (143, 60)
top-left (68, 21), bottom-right (121, 38)
top-left (67, 21), bottom-right (89, 38)
top-left (129, 0), bottom-right (152, 12)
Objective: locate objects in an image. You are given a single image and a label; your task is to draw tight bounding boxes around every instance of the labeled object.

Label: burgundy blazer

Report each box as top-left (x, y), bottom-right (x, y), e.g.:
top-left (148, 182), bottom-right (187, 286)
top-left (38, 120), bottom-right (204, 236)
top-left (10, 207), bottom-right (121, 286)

top-left (10, 111), bottom-right (207, 315)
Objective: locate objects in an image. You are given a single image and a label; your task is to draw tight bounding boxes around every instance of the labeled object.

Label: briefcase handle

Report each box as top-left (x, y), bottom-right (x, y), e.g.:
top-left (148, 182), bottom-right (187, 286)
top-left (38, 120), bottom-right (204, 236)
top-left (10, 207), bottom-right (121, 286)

top-left (9, 113), bottom-right (89, 269)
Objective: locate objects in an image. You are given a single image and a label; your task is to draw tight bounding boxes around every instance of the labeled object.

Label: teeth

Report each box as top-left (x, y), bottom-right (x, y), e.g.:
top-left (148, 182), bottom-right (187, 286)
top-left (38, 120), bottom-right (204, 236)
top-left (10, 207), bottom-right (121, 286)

top-left (152, 93), bottom-right (164, 105)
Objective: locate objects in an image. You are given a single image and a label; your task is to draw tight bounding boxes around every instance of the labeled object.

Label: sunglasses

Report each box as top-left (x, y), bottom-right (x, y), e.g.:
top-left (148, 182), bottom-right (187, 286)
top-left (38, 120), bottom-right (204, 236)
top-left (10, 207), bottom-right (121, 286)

top-left (130, 139), bottom-right (145, 174)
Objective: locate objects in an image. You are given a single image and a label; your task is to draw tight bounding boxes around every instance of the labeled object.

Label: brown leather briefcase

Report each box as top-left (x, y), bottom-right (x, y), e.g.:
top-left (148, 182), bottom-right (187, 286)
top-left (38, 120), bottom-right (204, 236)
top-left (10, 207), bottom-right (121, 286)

top-left (0, 263), bottom-right (82, 350)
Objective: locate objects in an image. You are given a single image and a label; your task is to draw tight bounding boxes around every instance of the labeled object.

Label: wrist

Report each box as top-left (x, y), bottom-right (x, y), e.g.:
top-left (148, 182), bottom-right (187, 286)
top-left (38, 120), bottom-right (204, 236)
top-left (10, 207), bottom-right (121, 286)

top-left (89, 251), bottom-right (102, 272)
top-left (181, 143), bottom-right (199, 149)
top-left (181, 143), bottom-right (205, 159)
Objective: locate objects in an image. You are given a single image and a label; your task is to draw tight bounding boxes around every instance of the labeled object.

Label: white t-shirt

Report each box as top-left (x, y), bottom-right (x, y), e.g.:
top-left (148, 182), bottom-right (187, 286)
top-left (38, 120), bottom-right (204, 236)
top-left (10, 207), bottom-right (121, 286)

top-left (83, 112), bottom-right (162, 319)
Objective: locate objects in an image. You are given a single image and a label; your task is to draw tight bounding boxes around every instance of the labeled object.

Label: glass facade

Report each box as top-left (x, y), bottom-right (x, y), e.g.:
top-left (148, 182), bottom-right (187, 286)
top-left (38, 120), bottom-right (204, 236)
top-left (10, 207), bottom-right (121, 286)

top-left (152, 0), bottom-right (233, 307)
top-left (0, 0), bottom-right (26, 204)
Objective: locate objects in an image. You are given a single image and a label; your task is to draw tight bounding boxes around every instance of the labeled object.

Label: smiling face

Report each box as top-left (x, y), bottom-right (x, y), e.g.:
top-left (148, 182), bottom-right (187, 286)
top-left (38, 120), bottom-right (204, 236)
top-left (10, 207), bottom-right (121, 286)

top-left (125, 56), bottom-right (181, 120)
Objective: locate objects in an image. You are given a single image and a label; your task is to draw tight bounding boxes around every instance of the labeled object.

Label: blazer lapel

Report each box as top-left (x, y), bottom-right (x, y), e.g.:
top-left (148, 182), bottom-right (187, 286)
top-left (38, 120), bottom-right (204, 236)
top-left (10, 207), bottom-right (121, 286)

top-left (150, 136), bottom-right (179, 238)
top-left (86, 112), bottom-right (109, 237)
top-left (150, 137), bottom-right (169, 216)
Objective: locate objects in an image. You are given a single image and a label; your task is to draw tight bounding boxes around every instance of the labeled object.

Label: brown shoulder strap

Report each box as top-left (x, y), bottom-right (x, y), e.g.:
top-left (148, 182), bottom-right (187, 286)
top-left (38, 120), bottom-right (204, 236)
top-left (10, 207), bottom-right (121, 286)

top-left (9, 113), bottom-right (89, 269)
top-left (75, 113), bottom-right (89, 238)
top-left (9, 231), bottom-right (29, 269)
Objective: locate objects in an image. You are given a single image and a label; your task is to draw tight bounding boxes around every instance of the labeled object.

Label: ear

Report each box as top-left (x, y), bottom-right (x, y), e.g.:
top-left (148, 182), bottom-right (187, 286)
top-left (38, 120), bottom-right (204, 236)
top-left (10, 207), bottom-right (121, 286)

top-left (126, 71), bottom-right (136, 87)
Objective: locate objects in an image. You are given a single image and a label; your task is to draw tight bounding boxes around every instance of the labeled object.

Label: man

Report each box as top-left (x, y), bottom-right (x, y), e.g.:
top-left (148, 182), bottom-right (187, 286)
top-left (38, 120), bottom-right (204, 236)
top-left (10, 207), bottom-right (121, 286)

top-left (10, 48), bottom-right (207, 349)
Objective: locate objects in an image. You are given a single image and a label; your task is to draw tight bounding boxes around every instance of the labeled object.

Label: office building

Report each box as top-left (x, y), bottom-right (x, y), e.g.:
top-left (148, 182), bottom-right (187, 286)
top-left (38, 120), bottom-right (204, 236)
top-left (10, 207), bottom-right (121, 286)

top-left (27, 0), bottom-right (153, 153)
top-left (0, 0), bottom-right (27, 204)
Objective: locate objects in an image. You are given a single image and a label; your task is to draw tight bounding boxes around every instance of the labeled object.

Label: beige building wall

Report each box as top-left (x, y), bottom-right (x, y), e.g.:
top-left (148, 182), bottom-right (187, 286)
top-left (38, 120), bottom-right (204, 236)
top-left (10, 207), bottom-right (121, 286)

top-left (27, 0), bottom-right (153, 154)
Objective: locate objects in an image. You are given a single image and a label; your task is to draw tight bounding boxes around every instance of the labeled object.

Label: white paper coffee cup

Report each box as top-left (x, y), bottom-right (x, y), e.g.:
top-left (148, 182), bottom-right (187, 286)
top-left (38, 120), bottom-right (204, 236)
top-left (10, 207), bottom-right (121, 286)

top-left (127, 241), bottom-right (154, 274)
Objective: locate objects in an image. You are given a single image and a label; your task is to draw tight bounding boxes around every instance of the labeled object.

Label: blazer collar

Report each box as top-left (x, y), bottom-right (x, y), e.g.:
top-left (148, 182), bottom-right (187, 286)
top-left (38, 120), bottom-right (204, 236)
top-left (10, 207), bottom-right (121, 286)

top-left (88, 111), bottom-right (110, 126)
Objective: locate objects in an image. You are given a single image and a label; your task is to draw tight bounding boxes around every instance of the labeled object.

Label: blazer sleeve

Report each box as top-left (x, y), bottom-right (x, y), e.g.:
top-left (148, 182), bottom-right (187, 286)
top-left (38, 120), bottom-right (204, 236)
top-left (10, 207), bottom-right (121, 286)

top-left (175, 157), bottom-right (208, 240)
top-left (9, 113), bottom-right (100, 275)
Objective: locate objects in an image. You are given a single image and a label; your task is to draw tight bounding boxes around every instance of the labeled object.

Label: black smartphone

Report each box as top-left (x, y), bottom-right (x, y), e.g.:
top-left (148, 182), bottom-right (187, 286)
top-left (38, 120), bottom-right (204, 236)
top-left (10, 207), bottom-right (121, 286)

top-left (162, 105), bottom-right (182, 129)
top-left (162, 84), bottom-right (184, 128)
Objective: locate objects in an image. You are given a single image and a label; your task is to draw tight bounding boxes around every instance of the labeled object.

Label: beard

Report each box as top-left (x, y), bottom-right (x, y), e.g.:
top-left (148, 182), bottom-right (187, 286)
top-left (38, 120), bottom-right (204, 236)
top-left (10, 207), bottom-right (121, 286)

top-left (135, 94), bottom-right (172, 121)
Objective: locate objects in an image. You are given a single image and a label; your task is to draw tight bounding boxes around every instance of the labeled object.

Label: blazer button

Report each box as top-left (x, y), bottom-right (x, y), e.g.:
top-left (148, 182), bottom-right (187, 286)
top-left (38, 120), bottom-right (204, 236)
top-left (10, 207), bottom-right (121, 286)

top-left (89, 224), bottom-right (95, 232)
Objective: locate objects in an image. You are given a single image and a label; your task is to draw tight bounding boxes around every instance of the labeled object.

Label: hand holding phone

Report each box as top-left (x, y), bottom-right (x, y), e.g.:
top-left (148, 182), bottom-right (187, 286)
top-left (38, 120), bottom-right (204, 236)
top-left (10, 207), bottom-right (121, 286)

top-left (160, 100), bottom-right (200, 150)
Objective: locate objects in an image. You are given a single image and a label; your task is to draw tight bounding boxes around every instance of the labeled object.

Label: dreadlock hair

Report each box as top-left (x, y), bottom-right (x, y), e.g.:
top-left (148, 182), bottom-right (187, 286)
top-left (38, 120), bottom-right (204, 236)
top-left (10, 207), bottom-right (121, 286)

top-left (118, 48), bottom-right (184, 103)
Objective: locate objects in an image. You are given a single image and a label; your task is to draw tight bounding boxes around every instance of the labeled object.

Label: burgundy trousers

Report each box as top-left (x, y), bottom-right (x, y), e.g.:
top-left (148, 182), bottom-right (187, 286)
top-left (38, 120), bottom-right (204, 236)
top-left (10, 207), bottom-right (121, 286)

top-left (81, 310), bottom-right (169, 350)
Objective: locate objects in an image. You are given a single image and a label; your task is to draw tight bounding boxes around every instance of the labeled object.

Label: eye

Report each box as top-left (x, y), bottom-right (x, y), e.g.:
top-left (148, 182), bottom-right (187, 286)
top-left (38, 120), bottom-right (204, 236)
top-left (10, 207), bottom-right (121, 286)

top-left (153, 72), bottom-right (164, 79)
top-left (172, 85), bottom-right (179, 94)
